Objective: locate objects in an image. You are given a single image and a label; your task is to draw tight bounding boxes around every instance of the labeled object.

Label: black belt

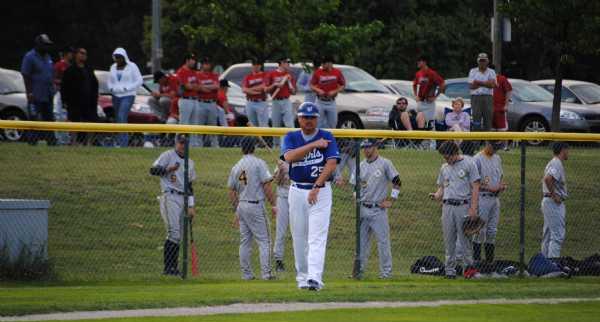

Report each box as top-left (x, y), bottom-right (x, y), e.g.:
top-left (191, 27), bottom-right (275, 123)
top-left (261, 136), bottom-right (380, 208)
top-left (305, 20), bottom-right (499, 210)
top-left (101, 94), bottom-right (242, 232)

top-left (292, 182), bottom-right (315, 190)
top-left (241, 200), bottom-right (260, 204)
top-left (273, 97), bottom-right (289, 101)
top-left (480, 192), bottom-right (499, 198)
top-left (318, 96), bottom-right (334, 102)
top-left (164, 190), bottom-right (185, 195)
top-left (361, 202), bottom-right (382, 209)
top-left (443, 199), bottom-right (469, 206)
top-left (198, 99), bottom-right (216, 103)
top-left (248, 98), bottom-right (265, 102)
top-left (543, 193), bottom-right (565, 200)
top-left (181, 96), bottom-right (196, 100)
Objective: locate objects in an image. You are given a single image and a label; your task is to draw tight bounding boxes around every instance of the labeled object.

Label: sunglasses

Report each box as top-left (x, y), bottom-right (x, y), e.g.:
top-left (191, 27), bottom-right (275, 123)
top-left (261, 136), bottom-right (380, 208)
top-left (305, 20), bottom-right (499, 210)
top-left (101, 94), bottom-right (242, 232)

top-left (396, 101), bottom-right (408, 105)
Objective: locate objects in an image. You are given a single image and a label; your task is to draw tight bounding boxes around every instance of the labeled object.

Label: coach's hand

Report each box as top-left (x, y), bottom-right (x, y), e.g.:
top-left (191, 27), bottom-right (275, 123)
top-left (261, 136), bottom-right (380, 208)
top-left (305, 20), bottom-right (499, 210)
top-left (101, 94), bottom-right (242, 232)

top-left (308, 187), bottom-right (320, 205)
top-left (187, 207), bottom-right (196, 219)
top-left (312, 138), bottom-right (331, 149)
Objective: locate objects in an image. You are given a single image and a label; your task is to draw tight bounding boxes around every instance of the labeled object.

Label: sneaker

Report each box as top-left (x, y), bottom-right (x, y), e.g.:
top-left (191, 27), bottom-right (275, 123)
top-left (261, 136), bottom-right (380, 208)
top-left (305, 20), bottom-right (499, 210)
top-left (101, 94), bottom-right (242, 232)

top-left (464, 267), bottom-right (480, 279)
top-left (307, 279), bottom-right (321, 291)
top-left (143, 141), bottom-right (155, 148)
top-left (162, 268), bottom-right (181, 277)
top-left (275, 260), bottom-right (285, 272)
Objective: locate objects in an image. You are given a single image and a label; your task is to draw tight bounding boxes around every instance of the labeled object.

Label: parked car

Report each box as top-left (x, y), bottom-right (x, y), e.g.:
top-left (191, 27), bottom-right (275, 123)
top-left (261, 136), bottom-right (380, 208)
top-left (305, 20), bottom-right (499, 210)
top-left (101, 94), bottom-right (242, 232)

top-left (533, 79), bottom-right (600, 108)
top-left (221, 63), bottom-right (400, 129)
top-left (380, 79), bottom-right (462, 122)
top-left (444, 78), bottom-right (600, 134)
top-left (0, 68), bottom-right (106, 142)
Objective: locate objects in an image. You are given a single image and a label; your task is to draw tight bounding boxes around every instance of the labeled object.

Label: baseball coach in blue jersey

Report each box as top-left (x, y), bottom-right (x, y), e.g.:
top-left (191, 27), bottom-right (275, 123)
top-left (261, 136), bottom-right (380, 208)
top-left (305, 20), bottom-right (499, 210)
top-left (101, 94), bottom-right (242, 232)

top-left (281, 102), bottom-right (340, 291)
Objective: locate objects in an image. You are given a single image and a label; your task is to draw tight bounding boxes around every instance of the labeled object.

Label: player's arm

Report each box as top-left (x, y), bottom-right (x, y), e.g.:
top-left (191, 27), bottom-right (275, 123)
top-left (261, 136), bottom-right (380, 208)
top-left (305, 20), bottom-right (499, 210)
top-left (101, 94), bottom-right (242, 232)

top-left (228, 188), bottom-right (239, 211)
top-left (431, 186), bottom-right (444, 202)
top-left (470, 180), bottom-right (480, 218)
top-left (316, 159), bottom-right (337, 187)
top-left (468, 69), bottom-right (480, 89)
top-left (544, 175), bottom-right (562, 204)
top-left (262, 180), bottom-right (277, 217)
top-left (283, 139), bottom-right (330, 162)
top-left (380, 175), bottom-right (402, 208)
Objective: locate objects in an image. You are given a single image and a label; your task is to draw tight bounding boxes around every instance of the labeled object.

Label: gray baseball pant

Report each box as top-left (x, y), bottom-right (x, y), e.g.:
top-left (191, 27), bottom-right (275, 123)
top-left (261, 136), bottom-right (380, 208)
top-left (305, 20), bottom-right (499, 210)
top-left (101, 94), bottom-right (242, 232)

top-left (471, 95), bottom-right (493, 131)
top-left (359, 206), bottom-right (392, 278)
top-left (475, 196), bottom-right (500, 244)
top-left (442, 203), bottom-right (473, 276)
top-left (159, 194), bottom-right (183, 244)
top-left (335, 152), bottom-right (356, 181)
top-left (273, 195), bottom-right (290, 261)
top-left (541, 198), bottom-right (566, 258)
top-left (237, 201), bottom-right (272, 280)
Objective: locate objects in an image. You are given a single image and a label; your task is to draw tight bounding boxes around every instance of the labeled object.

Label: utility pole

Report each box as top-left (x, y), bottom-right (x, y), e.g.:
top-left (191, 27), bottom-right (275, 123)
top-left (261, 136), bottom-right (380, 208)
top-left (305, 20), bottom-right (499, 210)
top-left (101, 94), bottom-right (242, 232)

top-left (151, 0), bottom-right (162, 73)
top-left (492, 0), bottom-right (502, 74)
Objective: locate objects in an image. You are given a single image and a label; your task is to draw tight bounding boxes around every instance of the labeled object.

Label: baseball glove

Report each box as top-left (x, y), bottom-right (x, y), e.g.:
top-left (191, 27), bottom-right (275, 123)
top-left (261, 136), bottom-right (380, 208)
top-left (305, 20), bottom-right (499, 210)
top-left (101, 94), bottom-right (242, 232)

top-left (463, 216), bottom-right (485, 236)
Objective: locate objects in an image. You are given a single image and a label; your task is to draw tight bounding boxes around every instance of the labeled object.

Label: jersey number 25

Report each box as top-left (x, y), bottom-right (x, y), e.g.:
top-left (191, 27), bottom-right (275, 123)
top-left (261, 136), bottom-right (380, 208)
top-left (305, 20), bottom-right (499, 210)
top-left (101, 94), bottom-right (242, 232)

top-left (310, 166), bottom-right (324, 178)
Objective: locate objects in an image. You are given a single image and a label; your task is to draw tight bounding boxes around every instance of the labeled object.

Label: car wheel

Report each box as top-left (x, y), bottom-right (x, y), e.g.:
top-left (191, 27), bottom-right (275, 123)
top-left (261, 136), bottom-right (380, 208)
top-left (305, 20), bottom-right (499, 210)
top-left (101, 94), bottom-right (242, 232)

top-left (1, 110), bottom-right (26, 142)
top-left (337, 113), bottom-right (363, 129)
top-left (520, 116), bottom-right (549, 146)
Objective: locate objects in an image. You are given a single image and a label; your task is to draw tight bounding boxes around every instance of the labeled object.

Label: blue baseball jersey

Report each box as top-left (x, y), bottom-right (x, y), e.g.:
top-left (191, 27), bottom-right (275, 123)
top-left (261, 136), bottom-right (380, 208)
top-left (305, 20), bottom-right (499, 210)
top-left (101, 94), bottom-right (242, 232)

top-left (281, 129), bottom-right (340, 183)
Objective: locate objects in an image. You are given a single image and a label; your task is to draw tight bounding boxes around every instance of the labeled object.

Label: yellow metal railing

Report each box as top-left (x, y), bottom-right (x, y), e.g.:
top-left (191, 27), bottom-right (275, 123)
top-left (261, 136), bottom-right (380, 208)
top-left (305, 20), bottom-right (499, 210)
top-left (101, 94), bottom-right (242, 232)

top-left (1, 120), bottom-right (600, 141)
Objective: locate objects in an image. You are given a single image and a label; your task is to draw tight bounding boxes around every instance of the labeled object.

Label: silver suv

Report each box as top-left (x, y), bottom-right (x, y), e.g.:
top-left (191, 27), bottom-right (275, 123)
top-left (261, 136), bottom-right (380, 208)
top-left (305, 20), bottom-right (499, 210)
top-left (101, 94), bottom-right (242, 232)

top-left (221, 63), bottom-right (399, 129)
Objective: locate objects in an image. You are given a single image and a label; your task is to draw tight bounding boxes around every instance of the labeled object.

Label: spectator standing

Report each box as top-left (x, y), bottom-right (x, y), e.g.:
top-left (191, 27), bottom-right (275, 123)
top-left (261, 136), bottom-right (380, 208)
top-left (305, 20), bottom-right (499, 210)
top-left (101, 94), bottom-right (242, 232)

top-left (149, 71), bottom-right (178, 122)
top-left (310, 55), bottom-right (345, 129)
top-left (217, 79), bottom-right (235, 127)
top-left (21, 34), bottom-right (57, 145)
top-left (176, 54), bottom-right (201, 145)
top-left (468, 53), bottom-right (497, 131)
top-left (61, 47), bottom-right (99, 145)
top-left (297, 58), bottom-right (321, 103)
top-left (107, 47), bottom-right (143, 147)
top-left (491, 65), bottom-right (512, 150)
top-left (53, 46), bottom-right (75, 145)
top-left (242, 59), bottom-right (269, 127)
top-left (196, 57), bottom-right (220, 147)
top-left (267, 57), bottom-right (296, 147)
top-left (412, 55), bottom-right (445, 123)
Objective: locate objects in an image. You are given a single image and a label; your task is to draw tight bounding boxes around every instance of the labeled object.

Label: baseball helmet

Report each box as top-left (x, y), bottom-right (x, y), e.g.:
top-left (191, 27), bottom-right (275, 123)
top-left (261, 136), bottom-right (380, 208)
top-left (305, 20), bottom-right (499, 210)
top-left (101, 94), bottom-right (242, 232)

top-left (297, 102), bottom-right (319, 117)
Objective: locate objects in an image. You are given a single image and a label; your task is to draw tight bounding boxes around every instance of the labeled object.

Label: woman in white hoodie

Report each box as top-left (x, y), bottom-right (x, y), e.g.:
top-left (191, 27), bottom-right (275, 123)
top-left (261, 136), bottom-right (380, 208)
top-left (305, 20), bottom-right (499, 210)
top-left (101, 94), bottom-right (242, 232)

top-left (107, 47), bottom-right (143, 147)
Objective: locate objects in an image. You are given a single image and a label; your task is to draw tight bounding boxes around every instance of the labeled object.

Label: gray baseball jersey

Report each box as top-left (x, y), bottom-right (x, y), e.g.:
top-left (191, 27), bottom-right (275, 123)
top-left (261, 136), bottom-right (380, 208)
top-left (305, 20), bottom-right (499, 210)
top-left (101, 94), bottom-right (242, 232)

top-left (153, 150), bottom-right (197, 192)
top-left (350, 157), bottom-right (399, 203)
top-left (437, 157), bottom-right (480, 200)
top-left (542, 157), bottom-right (568, 199)
top-left (474, 152), bottom-right (503, 191)
top-left (228, 154), bottom-right (273, 201)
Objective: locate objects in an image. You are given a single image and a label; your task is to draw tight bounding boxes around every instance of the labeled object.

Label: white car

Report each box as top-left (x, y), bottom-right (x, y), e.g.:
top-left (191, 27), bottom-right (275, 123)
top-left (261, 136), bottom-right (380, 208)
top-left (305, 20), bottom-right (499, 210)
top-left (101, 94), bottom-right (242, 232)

top-left (533, 79), bottom-right (600, 107)
top-left (221, 63), bottom-right (400, 129)
top-left (380, 79), bottom-right (463, 122)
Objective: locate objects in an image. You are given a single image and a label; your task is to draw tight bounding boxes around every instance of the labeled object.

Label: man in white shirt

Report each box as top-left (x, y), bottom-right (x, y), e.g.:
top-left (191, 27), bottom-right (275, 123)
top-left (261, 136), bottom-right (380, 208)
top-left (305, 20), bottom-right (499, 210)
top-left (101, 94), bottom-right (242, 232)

top-left (468, 53), bottom-right (497, 131)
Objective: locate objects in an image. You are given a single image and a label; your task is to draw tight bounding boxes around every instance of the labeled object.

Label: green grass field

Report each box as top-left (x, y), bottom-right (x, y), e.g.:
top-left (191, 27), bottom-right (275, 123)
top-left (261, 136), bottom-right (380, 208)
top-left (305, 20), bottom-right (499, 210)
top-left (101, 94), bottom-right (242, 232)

top-left (1, 142), bottom-right (599, 281)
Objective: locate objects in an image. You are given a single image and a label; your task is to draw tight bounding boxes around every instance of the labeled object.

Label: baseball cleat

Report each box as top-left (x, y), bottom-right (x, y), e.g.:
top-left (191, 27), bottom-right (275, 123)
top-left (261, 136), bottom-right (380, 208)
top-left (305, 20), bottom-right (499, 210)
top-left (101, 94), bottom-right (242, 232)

top-left (307, 279), bottom-right (321, 291)
top-left (275, 260), bottom-right (285, 272)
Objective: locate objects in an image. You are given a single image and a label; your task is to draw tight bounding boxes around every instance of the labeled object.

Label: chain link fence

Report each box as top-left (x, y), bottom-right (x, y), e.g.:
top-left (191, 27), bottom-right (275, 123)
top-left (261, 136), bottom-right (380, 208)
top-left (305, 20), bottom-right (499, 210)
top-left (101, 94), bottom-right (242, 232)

top-left (1, 124), bottom-right (599, 281)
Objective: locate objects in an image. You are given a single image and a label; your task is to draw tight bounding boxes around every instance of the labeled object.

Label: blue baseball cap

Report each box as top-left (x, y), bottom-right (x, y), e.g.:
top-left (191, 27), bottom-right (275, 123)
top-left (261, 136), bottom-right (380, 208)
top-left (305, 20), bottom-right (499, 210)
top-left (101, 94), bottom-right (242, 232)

top-left (360, 139), bottom-right (380, 148)
top-left (297, 102), bottom-right (319, 117)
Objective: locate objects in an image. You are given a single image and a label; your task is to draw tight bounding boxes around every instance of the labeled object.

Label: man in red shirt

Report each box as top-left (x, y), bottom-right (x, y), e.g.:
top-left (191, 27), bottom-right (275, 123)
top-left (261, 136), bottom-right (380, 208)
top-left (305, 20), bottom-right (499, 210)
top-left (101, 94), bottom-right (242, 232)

top-left (149, 71), bottom-right (179, 122)
top-left (310, 55), bottom-right (345, 128)
top-left (176, 53), bottom-right (201, 145)
top-left (412, 55), bottom-right (445, 123)
top-left (217, 79), bottom-right (235, 127)
top-left (242, 58), bottom-right (269, 127)
top-left (53, 46), bottom-right (75, 145)
top-left (491, 65), bottom-right (512, 132)
top-left (267, 57), bottom-right (297, 146)
top-left (196, 57), bottom-right (220, 147)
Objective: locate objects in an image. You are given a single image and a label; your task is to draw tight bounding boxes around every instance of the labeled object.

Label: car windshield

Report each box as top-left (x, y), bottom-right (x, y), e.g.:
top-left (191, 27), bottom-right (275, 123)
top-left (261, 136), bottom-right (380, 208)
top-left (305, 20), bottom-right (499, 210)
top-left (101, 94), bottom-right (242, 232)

top-left (390, 83), bottom-right (414, 98)
top-left (512, 82), bottom-right (554, 102)
top-left (571, 84), bottom-right (600, 104)
top-left (340, 67), bottom-right (390, 94)
top-left (0, 69), bottom-right (26, 94)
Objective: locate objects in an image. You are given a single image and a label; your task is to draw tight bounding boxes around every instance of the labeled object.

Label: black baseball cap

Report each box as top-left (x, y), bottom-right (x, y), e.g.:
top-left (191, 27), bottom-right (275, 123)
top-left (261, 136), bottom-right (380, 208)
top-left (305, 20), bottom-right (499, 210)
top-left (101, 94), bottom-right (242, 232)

top-left (322, 55), bottom-right (334, 63)
top-left (278, 57), bottom-right (292, 64)
top-left (175, 134), bottom-right (187, 143)
top-left (552, 141), bottom-right (569, 155)
top-left (219, 79), bottom-right (230, 88)
top-left (438, 141), bottom-right (460, 156)
top-left (35, 34), bottom-right (53, 45)
top-left (184, 53), bottom-right (197, 61)
top-left (153, 71), bottom-right (166, 83)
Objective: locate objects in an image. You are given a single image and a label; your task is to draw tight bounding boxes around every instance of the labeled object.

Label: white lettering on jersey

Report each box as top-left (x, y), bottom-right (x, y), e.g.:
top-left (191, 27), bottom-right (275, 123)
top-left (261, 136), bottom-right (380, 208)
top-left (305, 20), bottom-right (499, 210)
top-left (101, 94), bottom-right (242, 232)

top-left (291, 148), bottom-right (324, 167)
top-left (248, 78), bottom-right (263, 86)
top-left (319, 75), bottom-right (337, 84)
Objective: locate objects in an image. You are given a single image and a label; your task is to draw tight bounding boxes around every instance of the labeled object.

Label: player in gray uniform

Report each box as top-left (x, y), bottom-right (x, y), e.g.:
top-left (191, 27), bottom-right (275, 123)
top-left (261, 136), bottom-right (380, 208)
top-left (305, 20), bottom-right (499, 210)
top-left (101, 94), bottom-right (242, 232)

top-left (273, 159), bottom-right (290, 272)
top-left (431, 141), bottom-right (480, 279)
top-left (541, 142), bottom-right (569, 258)
top-left (228, 137), bottom-right (278, 280)
top-left (350, 139), bottom-right (401, 278)
top-left (149, 134), bottom-right (196, 276)
top-left (472, 141), bottom-right (507, 263)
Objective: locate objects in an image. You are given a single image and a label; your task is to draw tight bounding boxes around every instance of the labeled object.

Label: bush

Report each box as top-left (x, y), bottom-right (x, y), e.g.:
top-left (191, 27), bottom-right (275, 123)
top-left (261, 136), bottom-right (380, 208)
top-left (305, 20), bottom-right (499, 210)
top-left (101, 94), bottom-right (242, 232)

top-left (0, 242), bottom-right (55, 281)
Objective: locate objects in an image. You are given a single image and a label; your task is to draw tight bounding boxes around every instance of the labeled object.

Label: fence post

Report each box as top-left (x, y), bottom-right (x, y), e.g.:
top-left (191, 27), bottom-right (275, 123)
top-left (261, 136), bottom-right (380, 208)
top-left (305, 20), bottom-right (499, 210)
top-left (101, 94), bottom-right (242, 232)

top-left (519, 140), bottom-right (526, 276)
top-left (181, 135), bottom-right (190, 279)
top-left (352, 139), bottom-right (362, 279)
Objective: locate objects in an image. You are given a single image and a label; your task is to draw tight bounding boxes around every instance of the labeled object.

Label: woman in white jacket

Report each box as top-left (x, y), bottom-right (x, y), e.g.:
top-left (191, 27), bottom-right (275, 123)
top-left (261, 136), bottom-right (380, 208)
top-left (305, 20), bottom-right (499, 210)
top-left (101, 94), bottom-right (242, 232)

top-left (107, 47), bottom-right (143, 147)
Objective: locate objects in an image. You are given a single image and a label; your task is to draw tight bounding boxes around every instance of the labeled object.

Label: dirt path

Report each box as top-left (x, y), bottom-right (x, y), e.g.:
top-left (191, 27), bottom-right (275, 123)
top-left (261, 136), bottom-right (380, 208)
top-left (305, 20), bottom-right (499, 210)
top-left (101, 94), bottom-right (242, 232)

top-left (2, 297), bottom-right (599, 321)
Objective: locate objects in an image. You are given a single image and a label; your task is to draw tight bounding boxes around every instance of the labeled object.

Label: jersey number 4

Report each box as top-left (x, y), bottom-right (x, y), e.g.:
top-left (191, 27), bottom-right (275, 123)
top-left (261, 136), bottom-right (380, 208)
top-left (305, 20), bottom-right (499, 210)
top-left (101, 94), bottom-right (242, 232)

top-left (238, 170), bottom-right (248, 185)
top-left (310, 166), bottom-right (324, 178)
